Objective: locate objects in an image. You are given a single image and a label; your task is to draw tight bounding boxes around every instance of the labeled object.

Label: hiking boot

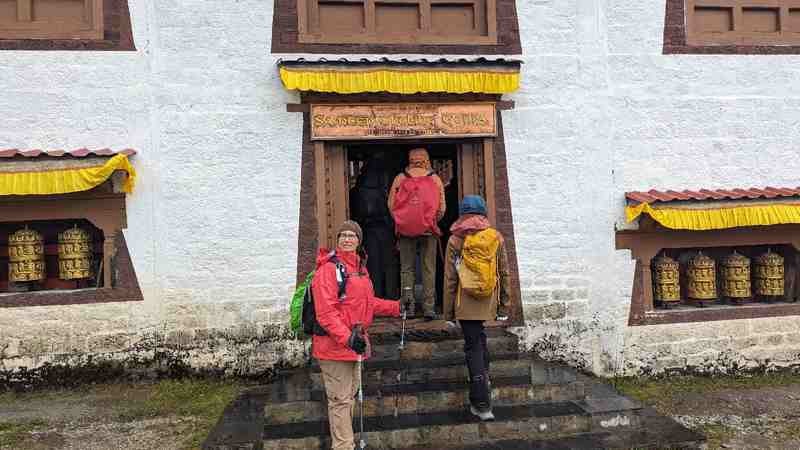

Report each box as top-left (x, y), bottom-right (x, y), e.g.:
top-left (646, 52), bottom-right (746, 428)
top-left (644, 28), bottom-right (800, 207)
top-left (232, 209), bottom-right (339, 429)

top-left (469, 405), bottom-right (495, 421)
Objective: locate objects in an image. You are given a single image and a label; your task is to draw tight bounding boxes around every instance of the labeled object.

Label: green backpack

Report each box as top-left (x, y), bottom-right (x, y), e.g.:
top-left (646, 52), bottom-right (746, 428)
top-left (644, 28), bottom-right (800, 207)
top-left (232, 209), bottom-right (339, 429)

top-left (289, 254), bottom-right (348, 336)
top-left (289, 271), bottom-right (315, 335)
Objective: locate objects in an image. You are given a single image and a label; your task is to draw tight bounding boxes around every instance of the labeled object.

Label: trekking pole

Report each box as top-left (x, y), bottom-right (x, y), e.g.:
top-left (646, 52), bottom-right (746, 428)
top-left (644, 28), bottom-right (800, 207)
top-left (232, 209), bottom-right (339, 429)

top-left (399, 308), bottom-right (407, 352)
top-left (357, 353), bottom-right (366, 449)
top-left (353, 323), bottom-right (367, 449)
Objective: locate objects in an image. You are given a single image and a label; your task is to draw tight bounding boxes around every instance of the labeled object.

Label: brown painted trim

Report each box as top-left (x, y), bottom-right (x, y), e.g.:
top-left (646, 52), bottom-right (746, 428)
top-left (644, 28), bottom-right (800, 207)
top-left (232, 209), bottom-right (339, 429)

top-left (0, 0), bottom-right (135, 51)
top-left (293, 92), bottom-right (523, 326)
top-left (663, 0), bottom-right (800, 54)
top-left (271, 0), bottom-right (521, 55)
top-left (0, 232), bottom-right (143, 307)
top-left (633, 301), bottom-right (800, 326)
top-left (287, 104), bottom-right (309, 113)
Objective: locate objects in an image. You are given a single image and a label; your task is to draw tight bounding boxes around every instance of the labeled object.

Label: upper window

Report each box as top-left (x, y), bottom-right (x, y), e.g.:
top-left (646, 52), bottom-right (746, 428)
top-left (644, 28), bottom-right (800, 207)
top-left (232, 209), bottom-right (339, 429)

top-left (0, 0), bottom-right (103, 40)
top-left (686, 0), bottom-right (800, 46)
top-left (298, 0), bottom-right (497, 45)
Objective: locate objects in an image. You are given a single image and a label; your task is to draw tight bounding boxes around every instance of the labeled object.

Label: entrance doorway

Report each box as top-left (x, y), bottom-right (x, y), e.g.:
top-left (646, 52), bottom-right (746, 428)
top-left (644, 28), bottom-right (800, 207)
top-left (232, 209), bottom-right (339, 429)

top-left (347, 143), bottom-right (460, 312)
top-left (314, 139), bottom-right (495, 315)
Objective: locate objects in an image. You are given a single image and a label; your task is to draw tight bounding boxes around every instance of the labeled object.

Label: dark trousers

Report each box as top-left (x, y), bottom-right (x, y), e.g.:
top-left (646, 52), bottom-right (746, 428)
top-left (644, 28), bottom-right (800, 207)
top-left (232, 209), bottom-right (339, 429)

top-left (460, 320), bottom-right (491, 409)
top-left (363, 224), bottom-right (399, 299)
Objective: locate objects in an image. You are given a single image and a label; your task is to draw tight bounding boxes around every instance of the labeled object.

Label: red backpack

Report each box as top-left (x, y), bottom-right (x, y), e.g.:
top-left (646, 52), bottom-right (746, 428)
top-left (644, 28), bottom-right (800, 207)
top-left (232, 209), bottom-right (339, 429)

top-left (391, 171), bottom-right (441, 237)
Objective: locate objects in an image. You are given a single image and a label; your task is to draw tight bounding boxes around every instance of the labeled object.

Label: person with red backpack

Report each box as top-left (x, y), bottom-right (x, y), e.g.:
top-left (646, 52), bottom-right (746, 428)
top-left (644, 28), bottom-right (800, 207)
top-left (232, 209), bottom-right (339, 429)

top-left (312, 220), bottom-right (401, 450)
top-left (443, 195), bottom-right (511, 422)
top-left (388, 148), bottom-right (446, 320)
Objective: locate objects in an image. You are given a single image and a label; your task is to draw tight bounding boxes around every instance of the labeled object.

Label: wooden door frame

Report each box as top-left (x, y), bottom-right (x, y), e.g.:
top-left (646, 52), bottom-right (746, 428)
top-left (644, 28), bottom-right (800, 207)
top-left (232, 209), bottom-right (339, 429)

top-left (315, 138), bottom-right (496, 249)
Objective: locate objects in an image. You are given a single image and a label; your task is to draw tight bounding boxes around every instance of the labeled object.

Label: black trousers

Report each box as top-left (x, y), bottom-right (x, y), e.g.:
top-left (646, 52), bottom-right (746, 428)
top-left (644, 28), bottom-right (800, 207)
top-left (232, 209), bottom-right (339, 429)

top-left (460, 320), bottom-right (491, 409)
top-left (363, 224), bottom-right (399, 299)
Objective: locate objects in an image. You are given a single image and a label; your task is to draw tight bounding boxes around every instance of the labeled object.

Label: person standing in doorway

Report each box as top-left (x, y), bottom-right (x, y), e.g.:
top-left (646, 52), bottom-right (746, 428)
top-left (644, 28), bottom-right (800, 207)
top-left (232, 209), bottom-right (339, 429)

top-left (312, 220), bottom-right (401, 450)
top-left (388, 148), bottom-right (446, 320)
top-left (443, 195), bottom-right (511, 421)
top-left (350, 152), bottom-right (399, 299)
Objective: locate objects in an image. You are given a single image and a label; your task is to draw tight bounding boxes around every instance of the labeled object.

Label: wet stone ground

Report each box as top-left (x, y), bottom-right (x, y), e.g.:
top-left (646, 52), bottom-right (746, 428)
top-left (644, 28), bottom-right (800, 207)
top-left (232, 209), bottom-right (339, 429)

top-left (614, 373), bottom-right (800, 450)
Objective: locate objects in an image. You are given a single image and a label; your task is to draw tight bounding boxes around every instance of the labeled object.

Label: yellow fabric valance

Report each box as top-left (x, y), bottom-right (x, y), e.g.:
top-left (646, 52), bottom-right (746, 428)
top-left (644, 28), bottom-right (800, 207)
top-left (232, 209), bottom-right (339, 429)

top-left (279, 66), bottom-right (520, 94)
top-left (626, 202), bottom-right (800, 231)
top-left (0, 154), bottom-right (136, 196)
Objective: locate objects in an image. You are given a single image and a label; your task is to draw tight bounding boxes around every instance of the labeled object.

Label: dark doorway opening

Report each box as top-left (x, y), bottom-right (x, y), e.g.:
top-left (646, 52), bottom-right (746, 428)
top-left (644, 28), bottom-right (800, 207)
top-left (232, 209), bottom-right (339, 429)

top-left (347, 142), bottom-right (460, 314)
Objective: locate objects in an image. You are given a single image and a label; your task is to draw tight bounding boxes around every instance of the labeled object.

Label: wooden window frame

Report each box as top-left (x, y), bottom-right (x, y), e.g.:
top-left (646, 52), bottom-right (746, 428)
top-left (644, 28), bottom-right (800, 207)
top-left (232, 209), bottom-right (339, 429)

top-left (616, 223), bottom-right (800, 326)
top-left (0, 0), bottom-right (103, 40)
top-left (686, 0), bottom-right (800, 46)
top-left (298, 0), bottom-right (497, 45)
top-left (0, 176), bottom-right (143, 308)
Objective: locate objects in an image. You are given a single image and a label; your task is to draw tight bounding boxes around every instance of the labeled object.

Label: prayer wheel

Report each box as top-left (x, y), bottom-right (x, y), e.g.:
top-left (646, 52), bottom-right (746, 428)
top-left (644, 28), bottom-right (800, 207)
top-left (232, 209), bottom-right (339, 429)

top-left (721, 251), bottom-right (751, 301)
top-left (58, 226), bottom-right (93, 280)
top-left (754, 249), bottom-right (784, 297)
top-left (687, 252), bottom-right (716, 303)
top-left (8, 227), bottom-right (45, 282)
top-left (652, 254), bottom-right (680, 305)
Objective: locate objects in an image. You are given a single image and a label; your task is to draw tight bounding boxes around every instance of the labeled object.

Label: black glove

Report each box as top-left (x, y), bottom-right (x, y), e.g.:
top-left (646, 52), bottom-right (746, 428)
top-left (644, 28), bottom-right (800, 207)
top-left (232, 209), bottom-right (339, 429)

top-left (347, 327), bottom-right (367, 355)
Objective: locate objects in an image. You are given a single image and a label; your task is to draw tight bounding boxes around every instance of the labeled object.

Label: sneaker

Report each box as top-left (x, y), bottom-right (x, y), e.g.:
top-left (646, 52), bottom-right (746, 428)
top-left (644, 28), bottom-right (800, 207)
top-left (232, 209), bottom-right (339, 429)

top-left (469, 405), bottom-right (495, 421)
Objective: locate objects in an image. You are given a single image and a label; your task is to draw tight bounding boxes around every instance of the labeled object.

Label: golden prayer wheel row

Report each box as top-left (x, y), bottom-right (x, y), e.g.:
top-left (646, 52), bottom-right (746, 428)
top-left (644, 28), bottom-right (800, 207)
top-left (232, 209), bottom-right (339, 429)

top-left (7, 226), bottom-right (94, 283)
top-left (653, 250), bottom-right (785, 304)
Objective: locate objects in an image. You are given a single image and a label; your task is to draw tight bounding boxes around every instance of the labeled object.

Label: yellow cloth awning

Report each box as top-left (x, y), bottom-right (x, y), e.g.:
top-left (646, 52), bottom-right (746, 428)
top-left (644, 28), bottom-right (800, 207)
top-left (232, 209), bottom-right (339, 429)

top-left (626, 202), bottom-right (800, 230)
top-left (0, 154), bottom-right (136, 196)
top-left (279, 65), bottom-right (520, 94)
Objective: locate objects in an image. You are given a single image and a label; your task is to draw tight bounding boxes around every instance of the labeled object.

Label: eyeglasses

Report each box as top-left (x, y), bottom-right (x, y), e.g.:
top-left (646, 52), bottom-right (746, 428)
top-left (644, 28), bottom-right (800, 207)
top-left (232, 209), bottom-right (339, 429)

top-left (339, 232), bottom-right (359, 240)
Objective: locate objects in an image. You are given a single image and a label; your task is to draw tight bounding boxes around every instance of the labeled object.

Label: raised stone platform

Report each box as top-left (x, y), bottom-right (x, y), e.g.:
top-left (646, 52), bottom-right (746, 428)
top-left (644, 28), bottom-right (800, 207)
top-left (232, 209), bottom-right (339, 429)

top-left (202, 324), bottom-right (704, 449)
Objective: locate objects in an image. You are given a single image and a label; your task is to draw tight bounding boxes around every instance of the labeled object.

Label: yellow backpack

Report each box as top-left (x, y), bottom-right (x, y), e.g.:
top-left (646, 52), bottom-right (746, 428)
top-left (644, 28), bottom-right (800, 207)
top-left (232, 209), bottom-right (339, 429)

top-left (457, 228), bottom-right (500, 300)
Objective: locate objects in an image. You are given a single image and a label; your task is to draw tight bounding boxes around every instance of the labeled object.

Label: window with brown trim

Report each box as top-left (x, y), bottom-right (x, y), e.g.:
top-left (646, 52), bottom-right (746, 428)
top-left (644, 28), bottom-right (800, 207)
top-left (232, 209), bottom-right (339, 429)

top-left (616, 223), bottom-right (800, 326)
top-left (0, 0), bottom-right (103, 40)
top-left (298, 0), bottom-right (497, 45)
top-left (687, 0), bottom-right (800, 46)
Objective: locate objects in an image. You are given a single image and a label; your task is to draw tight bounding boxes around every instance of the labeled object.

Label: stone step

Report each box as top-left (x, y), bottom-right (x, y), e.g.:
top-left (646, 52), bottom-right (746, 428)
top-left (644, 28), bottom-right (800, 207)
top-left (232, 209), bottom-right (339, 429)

top-left (395, 407), bottom-right (705, 449)
top-left (262, 401), bottom-right (595, 450)
top-left (310, 355), bottom-right (577, 392)
top-left (264, 377), bottom-right (586, 426)
top-left (367, 328), bottom-right (519, 364)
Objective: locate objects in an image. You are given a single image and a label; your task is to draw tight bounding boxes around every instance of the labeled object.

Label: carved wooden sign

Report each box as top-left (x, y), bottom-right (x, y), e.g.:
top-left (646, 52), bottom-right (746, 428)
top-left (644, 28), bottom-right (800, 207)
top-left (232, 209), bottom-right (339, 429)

top-left (310, 103), bottom-right (496, 140)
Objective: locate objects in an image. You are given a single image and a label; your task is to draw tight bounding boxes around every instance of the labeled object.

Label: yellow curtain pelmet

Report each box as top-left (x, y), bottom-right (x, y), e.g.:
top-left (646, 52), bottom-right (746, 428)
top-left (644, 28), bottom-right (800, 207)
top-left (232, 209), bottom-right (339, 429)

top-left (279, 67), bottom-right (520, 94)
top-left (0, 154), bottom-right (136, 196)
top-left (626, 202), bottom-right (800, 230)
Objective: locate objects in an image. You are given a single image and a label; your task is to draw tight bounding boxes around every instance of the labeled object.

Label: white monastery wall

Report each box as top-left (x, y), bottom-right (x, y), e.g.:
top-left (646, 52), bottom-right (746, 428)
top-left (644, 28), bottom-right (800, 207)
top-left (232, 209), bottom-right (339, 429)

top-left (1, 0), bottom-right (798, 377)
top-left (507, 0), bottom-right (800, 376)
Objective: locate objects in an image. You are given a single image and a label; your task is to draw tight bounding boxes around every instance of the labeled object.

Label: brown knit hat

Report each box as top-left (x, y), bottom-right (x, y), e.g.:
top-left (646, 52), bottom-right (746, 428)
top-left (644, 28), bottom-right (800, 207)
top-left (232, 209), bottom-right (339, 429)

top-left (337, 220), bottom-right (363, 243)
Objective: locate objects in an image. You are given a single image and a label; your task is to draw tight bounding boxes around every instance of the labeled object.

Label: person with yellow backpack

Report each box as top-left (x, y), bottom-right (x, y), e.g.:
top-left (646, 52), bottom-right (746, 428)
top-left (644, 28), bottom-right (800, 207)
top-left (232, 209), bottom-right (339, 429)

top-left (443, 195), bottom-right (511, 421)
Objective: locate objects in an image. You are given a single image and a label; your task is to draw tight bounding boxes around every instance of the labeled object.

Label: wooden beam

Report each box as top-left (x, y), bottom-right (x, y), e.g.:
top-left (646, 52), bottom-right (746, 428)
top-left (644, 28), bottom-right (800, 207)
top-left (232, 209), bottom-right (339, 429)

top-left (496, 100), bottom-right (515, 110)
top-left (286, 103), bottom-right (310, 113)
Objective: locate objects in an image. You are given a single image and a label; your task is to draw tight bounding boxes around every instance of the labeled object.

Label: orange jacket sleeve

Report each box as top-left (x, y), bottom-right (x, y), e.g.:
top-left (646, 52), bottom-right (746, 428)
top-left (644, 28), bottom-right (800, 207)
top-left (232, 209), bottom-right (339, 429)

top-left (433, 174), bottom-right (446, 220)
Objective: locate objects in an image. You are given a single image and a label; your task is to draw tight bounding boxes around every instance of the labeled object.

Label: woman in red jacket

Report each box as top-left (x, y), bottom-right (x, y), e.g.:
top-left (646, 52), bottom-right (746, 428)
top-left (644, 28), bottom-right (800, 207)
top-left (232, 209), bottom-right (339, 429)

top-left (312, 220), bottom-right (401, 450)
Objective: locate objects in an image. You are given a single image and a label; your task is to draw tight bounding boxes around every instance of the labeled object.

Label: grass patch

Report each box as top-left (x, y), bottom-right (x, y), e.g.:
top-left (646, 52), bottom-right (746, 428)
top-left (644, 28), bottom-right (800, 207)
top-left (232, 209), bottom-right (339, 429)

top-left (612, 372), bottom-right (800, 414)
top-left (697, 423), bottom-right (736, 450)
top-left (114, 379), bottom-right (241, 449)
top-left (1, 379), bottom-right (242, 450)
top-left (0, 420), bottom-right (47, 447)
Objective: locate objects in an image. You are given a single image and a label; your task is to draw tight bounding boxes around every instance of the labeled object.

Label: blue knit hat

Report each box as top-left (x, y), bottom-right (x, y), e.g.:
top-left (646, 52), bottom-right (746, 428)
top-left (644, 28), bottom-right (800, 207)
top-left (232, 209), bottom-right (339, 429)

top-left (459, 195), bottom-right (487, 216)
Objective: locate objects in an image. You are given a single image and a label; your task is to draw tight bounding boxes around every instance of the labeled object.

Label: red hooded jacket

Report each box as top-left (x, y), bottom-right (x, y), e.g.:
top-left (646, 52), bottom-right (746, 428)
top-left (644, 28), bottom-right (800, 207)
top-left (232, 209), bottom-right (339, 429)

top-left (311, 248), bottom-right (400, 361)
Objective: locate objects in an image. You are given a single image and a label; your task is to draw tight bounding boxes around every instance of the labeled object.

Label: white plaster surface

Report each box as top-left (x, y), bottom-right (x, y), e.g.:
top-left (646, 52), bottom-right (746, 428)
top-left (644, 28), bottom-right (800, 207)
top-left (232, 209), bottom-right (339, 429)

top-left (1, 0), bottom-right (799, 376)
